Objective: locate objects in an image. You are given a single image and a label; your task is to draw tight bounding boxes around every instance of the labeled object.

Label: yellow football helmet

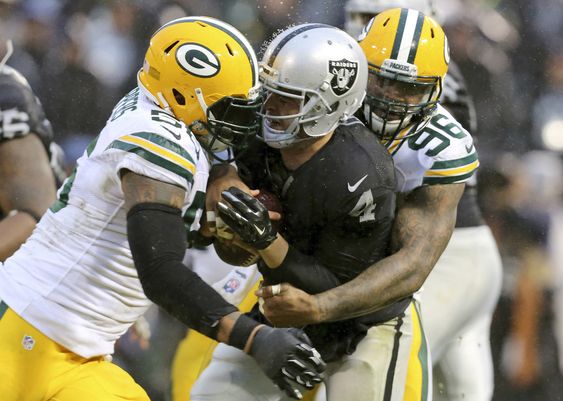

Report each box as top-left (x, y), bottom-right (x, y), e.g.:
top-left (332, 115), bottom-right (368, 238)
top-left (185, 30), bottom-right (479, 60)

top-left (138, 16), bottom-right (261, 157)
top-left (358, 8), bottom-right (449, 140)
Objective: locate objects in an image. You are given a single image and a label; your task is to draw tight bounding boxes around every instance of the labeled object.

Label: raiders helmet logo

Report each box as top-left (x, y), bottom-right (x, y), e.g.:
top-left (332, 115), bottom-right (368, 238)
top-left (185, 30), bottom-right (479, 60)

top-left (176, 43), bottom-right (221, 78)
top-left (329, 59), bottom-right (358, 96)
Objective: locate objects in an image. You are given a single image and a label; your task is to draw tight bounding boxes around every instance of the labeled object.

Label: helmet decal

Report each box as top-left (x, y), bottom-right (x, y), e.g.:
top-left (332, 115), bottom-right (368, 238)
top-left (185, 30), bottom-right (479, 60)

top-left (176, 43), bottom-right (220, 78)
top-left (444, 35), bottom-right (450, 65)
top-left (390, 8), bottom-right (425, 64)
top-left (357, 17), bottom-right (375, 41)
top-left (329, 59), bottom-right (358, 96)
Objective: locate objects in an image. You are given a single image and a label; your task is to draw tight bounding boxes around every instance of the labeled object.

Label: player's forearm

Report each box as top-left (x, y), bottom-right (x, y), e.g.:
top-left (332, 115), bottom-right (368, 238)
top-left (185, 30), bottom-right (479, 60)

top-left (314, 249), bottom-right (422, 322)
top-left (314, 185), bottom-right (461, 322)
top-left (0, 212), bottom-right (36, 261)
top-left (260, 236), bottom-right (341, 294)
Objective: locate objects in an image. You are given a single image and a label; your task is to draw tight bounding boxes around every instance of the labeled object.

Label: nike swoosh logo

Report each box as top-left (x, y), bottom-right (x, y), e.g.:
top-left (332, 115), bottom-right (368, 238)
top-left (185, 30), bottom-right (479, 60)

top-left (255, 225), bottom-right (265, 236)
top-left (162, 125), bottom-right (182, 140)
top-left (347, 174), bottom-right (368, 192)
top-left (465, 144), bottom-right (474, 153)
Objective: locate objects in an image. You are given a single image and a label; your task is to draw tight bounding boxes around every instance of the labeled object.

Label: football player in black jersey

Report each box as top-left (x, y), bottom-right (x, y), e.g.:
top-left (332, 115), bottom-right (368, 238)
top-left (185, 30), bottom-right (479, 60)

top-left (0, 43), bottom-right (66, 261)
top-left (256, 4), bottom-right (501, 401)
top-left (192, 24), bottom-right (430, 401)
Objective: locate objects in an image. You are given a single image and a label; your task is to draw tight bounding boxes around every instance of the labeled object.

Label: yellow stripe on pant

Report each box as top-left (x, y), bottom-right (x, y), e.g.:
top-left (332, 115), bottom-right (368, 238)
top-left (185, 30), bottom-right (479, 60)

top-left (0, 304), bottom-right (149, 401)
top-left (402, 301), bottom-right (430, 401)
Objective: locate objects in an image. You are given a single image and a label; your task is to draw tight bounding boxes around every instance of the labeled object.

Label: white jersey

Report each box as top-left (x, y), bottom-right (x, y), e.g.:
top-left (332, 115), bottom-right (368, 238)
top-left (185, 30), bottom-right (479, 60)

top-left (383, 104), bottom-right (479, 193)
top-left (0, 88), bottom-right (209, 358)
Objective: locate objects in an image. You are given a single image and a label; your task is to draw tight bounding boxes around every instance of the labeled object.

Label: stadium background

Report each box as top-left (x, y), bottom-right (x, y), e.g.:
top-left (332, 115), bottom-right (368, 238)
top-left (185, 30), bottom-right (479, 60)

top-left (1, 0), bottom-right (562, 400)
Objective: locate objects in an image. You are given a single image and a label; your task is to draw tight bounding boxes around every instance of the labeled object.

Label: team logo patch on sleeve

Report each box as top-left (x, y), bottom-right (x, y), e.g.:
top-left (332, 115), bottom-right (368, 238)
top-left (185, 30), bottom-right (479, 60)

top-left (176, 43), bottom-right (220, 77)
top-left (329, 59), bottom-right (358, 96)
top-left (223, 278), bottom-right (241, 294)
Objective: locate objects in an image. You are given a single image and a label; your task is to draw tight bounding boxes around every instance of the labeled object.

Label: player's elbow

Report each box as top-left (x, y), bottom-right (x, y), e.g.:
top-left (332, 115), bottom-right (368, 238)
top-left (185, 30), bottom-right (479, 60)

top-left (400, 250), bottom-right (434, 294)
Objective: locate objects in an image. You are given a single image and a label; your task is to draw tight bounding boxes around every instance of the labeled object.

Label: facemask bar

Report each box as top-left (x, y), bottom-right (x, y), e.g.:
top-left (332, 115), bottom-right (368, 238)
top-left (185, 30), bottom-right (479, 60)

top-left (365, 66), bottom-right (441, 140)
top-left (191, 95), bottom-right (263, 162)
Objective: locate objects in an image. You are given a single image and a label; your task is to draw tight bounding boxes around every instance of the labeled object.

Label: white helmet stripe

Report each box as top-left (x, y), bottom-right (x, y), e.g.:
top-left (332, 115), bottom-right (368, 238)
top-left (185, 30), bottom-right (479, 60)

top-left (396, 9), bottom-right (423, 63)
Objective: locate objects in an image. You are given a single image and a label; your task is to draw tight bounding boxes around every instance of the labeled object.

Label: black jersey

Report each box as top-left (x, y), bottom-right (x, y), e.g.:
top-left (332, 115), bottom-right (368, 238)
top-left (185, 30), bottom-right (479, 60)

top-left (0, 67), bottom-right (66, 187)
top-left (239, 118), bottom-right (410, 361)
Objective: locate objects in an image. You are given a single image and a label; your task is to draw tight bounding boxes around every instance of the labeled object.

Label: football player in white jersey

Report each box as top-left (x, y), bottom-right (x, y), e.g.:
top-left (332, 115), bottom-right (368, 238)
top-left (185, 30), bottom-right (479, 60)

top-left (0, 17), bottom-right (325, 401)
top-left (346, 3), bottom-right (502, 401)
top-left (259, 6), bottom-right (502, 401)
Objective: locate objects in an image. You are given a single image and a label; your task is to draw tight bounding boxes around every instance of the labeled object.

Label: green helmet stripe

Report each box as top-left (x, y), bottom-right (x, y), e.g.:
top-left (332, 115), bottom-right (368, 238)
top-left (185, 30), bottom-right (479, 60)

top-left (390, 8), bottom-right (409, 60)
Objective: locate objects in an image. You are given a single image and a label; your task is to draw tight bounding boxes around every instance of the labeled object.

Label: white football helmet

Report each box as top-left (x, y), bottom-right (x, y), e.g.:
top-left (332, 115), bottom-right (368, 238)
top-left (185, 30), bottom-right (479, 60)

top-left (259, 24), bottom-right (368, 149)
top-left (345, 0), bottom-right (435, 38)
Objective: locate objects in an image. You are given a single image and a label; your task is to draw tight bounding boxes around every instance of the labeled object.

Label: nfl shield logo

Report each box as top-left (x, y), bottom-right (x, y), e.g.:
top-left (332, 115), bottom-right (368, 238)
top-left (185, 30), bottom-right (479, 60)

top-left (223, 278), bottom-right (241, 294)
top-left (329, 59), bottom-right (358, 96)
top-left (22, 335), bottom-right (35, 351)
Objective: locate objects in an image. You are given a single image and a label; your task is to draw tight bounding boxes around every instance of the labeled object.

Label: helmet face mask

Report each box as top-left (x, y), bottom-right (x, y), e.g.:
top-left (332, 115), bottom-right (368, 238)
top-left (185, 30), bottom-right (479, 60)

top-left (358, 8), bottom-right (449, 141)
top-left (137, 16), bottom-right (261, 160)
top-left (259, 67), bottom-right (337, 149)
top-left (258, 24), bottom-right (368, 149)
top-left (363, 65), bottom-right (440, 140)
top-left (193, 94), bottom-right (263, 157)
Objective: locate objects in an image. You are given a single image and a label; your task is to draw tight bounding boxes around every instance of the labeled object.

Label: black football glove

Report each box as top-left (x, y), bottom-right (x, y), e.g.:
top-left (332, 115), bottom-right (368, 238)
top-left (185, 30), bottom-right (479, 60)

top-left (217, 186), bottom-right (277, 250)
top-left (250, 325), bottom-right (325, 399)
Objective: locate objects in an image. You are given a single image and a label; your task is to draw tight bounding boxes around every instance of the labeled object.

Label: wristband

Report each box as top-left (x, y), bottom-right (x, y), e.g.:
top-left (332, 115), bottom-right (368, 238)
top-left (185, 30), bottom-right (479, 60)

top-left (228, 314), bottom-right (261, 351)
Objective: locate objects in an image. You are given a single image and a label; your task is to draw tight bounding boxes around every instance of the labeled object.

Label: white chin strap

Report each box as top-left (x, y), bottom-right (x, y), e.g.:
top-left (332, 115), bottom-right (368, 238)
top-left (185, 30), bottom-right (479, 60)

top-left (363, 104), bottom-right (412, 137)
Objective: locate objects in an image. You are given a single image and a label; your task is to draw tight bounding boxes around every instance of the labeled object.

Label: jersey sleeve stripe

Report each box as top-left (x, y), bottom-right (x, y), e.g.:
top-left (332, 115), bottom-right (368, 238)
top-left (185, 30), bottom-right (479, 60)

top-left (116, 133), bottom-right (195, 174)
top-left (128, 132), bottom-right (195, 165)
top-left (423, 170), bottom-right (475, 185)
top-left (427, 152), bottom-right (478, 170)
top-left (107, 138), bottom-right (194, 184)
top-left (424, 159), bottom-right (479, 177)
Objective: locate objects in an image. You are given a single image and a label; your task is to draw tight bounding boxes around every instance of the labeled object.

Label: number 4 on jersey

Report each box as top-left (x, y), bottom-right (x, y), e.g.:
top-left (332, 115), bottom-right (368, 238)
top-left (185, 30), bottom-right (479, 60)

top-left (349, 190), bottom-right (376, 223)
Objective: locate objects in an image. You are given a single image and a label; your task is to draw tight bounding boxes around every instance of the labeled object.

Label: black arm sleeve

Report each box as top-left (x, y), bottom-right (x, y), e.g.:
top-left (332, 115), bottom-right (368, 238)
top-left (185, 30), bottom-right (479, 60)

top-left (263, 246), bottom-right (341, 294)
top-left (127, 202), bottom-right (238, 340)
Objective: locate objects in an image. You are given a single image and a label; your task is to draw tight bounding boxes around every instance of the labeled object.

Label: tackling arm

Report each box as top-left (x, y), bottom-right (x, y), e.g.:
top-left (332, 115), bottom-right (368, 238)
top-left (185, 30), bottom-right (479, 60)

top-left (122, 170), bottom-right (239, 342)
top-left (313, 183), bottom-right (465, 322)
top-left (122, 171), bottom-right (325, 398)
top-left (0, 134), bottom-right (56, 261)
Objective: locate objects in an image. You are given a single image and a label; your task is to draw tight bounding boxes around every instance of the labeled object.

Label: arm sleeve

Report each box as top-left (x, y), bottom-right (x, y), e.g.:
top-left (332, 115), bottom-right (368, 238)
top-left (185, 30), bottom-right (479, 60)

top-left (264, 246), bottom-right (342, 294)
top-left (127, 202), bottom-right (238, 340)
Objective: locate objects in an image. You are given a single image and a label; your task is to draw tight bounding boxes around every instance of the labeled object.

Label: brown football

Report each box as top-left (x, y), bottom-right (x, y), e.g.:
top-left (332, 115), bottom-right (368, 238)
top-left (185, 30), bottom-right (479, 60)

top-left (213, 189), bottom-right (282, 267)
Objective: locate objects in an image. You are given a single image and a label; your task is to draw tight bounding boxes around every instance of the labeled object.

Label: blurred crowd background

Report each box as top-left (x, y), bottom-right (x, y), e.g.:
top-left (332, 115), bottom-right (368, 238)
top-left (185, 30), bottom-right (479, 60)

top-left (1, 0), bottom-right (563, 400)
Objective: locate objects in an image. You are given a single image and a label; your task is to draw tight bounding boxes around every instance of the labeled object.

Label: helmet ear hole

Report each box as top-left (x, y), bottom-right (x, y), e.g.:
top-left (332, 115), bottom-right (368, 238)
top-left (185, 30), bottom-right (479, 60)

top-left (173, 89), bottom-right (186, 105)
top-left (164, 41), bottom-right (179, 54)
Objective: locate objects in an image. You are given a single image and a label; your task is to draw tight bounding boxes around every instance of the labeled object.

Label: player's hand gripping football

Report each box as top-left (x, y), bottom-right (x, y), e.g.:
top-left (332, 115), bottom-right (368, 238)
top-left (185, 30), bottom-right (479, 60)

top-left (217, 187), bottom-right (278, 250)
top-left (250, 325), bottom-right (325, 399)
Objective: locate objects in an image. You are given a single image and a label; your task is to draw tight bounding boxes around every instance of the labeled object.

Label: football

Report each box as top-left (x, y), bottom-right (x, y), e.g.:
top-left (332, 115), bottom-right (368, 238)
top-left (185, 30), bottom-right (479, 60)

top-left (213, 189), bottom-right (282, 267)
